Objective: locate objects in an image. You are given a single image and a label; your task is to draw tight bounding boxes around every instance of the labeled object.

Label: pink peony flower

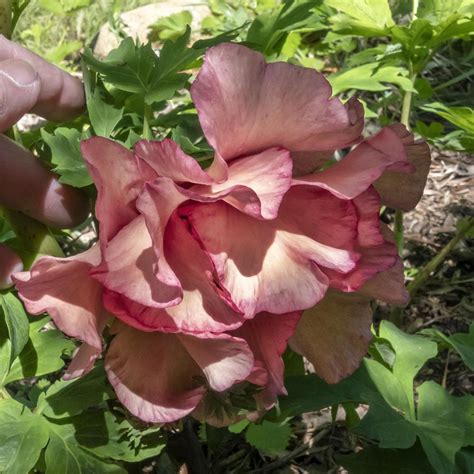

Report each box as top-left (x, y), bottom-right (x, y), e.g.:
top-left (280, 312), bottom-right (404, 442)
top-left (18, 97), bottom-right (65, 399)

top-left (14, 44), bottom-right (430, 424)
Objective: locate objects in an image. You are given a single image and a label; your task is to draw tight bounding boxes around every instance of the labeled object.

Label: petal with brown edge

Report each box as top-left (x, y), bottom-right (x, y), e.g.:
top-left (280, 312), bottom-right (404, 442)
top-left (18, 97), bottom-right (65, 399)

top-left (191, 43), bottom-right (363, 161)
top-left (183, 200), bottom-right (357, 318)
top-left (232, 311), bottom-right (301, 409)
top-left (294, 126), bottom-right (415, 200)
top-left (374, 124), bottom-right (431, 211)
top-left (290, 290), bottom-right (372, 384)
top-left (102, 213), bottom-right (245, 334)
top-left (90, 215), bottom-right (182, 309)
top-left (81, 137), bottom-right (143, 246)
top-left (191, 147), bottom-right (293, 220)
top-left (13, 245), bottom-right (106, 375)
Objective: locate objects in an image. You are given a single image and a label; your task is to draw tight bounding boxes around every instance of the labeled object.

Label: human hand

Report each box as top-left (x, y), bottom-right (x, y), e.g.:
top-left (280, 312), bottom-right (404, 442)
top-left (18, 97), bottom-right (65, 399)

top-left (0, 36), bottom-right (90, 288)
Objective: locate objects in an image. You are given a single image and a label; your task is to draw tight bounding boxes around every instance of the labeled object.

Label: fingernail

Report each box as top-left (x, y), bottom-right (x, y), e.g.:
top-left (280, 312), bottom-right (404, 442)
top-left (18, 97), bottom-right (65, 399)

top-left (0, 59), bottom-right (37, 86)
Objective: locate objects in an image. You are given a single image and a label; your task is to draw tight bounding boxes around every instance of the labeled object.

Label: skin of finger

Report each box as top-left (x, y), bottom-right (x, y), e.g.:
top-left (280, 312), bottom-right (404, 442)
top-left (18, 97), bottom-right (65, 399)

top-left (0, 243), bottom-right (23, 290)
top-left (0, 134), bottom-right (90, 228)
top-left (0, 59), bottom-right (41, 132)
top-left (0, 35), bottom-right (85, 121)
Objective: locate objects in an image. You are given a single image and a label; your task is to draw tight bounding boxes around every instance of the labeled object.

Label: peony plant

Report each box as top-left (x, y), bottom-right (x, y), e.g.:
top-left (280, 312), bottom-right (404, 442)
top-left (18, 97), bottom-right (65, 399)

top-left (14, 43), bottom-right (430, 424)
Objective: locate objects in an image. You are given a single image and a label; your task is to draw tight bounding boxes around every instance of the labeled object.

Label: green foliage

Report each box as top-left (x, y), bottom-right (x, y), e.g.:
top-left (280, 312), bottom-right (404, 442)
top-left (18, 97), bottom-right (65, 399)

top-left (245, 420), bottom-right (292, 454)
top-left (280, 321), bottom-right (474, 474)
top-left (148, 10), bottom-right (193, 41)
top-left (0, 399), bottom-right (50, 474)
top-left (41, 128), bottom-right (92, 188)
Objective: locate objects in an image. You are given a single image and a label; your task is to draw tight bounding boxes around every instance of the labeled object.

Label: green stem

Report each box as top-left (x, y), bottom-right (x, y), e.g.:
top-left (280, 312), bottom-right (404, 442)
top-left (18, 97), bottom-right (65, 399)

top-left (143, 103), bottom-right (153, 140)
top-left (407, 218), bottom-right (474, 298)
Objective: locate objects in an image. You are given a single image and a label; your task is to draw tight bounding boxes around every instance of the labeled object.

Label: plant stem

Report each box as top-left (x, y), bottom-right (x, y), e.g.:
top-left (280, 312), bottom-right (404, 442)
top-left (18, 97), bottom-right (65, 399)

top-left (143, 103), bottom-right (153, 140)
top-left (407, 218), bottom-right (474, 298)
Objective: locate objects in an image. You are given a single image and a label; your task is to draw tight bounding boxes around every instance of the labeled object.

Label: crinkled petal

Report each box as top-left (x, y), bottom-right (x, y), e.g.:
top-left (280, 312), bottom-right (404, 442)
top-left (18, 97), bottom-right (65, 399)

top-left (290, 290), bottom-right (372, 384)
top-left (323, 188), bottom-right (398, 291)
top-left (192, 43), bottom-right (363, 160)
top-left (105, 323), bottom-right (206, 423)
top-left (374, 124), bottom-right (431, 211)
top-left (191, 147), bottom-right (293, 219)
top-left (103, 213), bottom-right (245, 334)
top-left (91, 215), bottom-right (181, 309)
top-left (134, 138), bottom-right (215, 184)
top-left (80, 138), bottom-right (143, 246)
top-left (105, 323), bottom-right (254, 423)
top-left (183, 200), bottom-right (357, 317)
top-left (358, 223), bottom-right (409, 305)
top-left (178, 332), bottom-right (254, 392)
top-left (294, 126), bottom-right (415, 200)
top-left (232, 312), bottom-right (301, 409)
top-left (14, 245), bottom-right (105, 354)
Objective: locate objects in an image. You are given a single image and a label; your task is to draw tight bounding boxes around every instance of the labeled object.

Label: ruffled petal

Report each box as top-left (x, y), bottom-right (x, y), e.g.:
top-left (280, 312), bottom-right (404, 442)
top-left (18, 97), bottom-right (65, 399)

top-left (290, 290), bottom-right (372, 384)
top-left (102, 213), bottom-right (245, 334)
top-left (14, 245), bottom-right (106, 367)
top-left (191, 147), bottom-right (293, 219)
top-left (134, 138), bottom-right (214, 184)
top-left (178, 332), bottom-right (254, 392)
top-left (105, 323), bottom-right (254, 423)
top-left (80, 138), bottom-right (143, 246)
top-left (91, 215), bottom-right (182, 309)
top-left (232, 312), bottom-right (301, 409)
top-left (373, 124), bottom-right (431, 211)
top-left (294, 126), bottom-right (415, 200)
top-left (183, 199), bottom-right (357, 318)
top-left (192, 43), bottom-right (363, 161)
top-left (105, 324), bottom-right (205, 423)
top-left (323, 188), bottom-right (398, 291)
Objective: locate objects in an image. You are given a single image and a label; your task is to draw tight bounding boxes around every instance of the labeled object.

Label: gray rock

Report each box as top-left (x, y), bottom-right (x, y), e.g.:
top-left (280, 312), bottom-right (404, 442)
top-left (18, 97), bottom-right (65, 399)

top-left (93, 1), bottom-right (211, 57)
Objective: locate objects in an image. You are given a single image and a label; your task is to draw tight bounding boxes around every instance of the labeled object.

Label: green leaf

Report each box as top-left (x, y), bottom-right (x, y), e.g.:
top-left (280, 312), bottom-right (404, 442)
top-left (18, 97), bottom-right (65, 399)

top-left (45, 426), bottom-right (125, 474)
top-left (41, 128), bottom-right (92, 188)
top-left (378, 321), bottom-right (438, 418)
top-left (148, 10), bottom-right (193, 41)
top-left (246, 1), bottom-right (318, 55)
top-left (421, 324), bottom-right (474, 371)
top-left (39, 0), bottom-right (91, 15)
top-left (40, 365), bottom-right (110, 418)
top-left (5, 318), bottom-right (74, 384)
top-left (280, 322), bottom-right (472, 474)
top-left (413, 382), bottom-right (471, 473)
top-left (420, 102), bottom-right (474, 133)
top-left (338, 443), bottom-right (435, 473)
top-left (87, 88), bottom-right (124, 138)
top-left (329, 63), bottom-right (416, 95)
top-left (69, 411), bottom-right (166, 462)
top-left (0, 292), bottom-right (29, 367)
top-left (326, 0), bottom-right (394, 37)
top-left (0, 399), bottom-right (49, 474)
top-left (245, 421), bottom-right (291, 454)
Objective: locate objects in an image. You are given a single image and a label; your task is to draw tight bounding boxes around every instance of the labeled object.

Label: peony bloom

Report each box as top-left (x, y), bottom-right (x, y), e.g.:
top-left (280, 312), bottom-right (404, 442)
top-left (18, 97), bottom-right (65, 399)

top-left (14, 44), bottom-right (430, 423)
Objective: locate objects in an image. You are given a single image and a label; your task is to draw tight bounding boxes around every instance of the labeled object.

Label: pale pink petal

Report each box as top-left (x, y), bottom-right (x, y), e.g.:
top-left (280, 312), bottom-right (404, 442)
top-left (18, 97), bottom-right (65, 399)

top-left (191, 147), bottom-right (292, 219)
top-left (90, 215), bottom-right (181, 309)
top-left (357, 223), bottom-right (409, 305)
top-left (64, 342), bottom-right (102, 380)
top-left (14, 245), bottom-right (105, 356)
top-left (294, 126), bottom-right (415, 199)
top-left (134, 138), bottom-right (214, 184)
top-left (323, 189), bottom-right (398, 291)
top-left (374, 124), bottom-right (431, 211)
top-left (102, 214), bottom-right (245, 334)
top-left (183, 200), bottom-right (357, 317)
top-left (178, 332), bottom-right (253, 392)
top-left (233, 312), bottom-right (301, 409)
top-left (105, 324), bottom-right (206, 423)
top-left (80, 138), bottom-right (143, 246)
top-left (192, 43), bottom-right (363, 160)
top-left (290, 290), bottom-right (372, 384)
